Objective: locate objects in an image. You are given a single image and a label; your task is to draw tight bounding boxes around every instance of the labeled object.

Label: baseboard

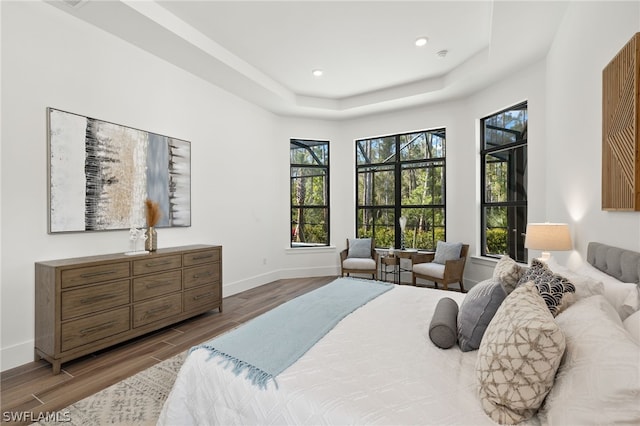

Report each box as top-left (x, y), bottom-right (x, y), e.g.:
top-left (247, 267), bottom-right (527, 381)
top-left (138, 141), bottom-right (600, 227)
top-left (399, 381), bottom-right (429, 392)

top-left (223, 265), bottom-right (340, 297)
top-left (1, 340), bottom-right (35, 372)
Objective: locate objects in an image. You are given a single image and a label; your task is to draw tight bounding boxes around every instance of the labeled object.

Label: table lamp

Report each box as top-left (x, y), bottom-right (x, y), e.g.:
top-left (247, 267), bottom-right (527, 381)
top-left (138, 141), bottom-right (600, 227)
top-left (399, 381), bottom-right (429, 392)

top-left (524, 223), bottom-right (572, 262)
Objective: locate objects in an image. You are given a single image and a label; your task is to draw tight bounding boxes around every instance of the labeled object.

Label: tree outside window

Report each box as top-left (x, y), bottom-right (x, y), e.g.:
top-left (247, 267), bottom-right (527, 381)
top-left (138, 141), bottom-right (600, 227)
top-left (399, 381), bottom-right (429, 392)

top-left (480, 102), bottom-right (528, 262)
top-left (290, 139), bottom-right (329, 247)
top-left (356, 129), bottom-right (446, 250)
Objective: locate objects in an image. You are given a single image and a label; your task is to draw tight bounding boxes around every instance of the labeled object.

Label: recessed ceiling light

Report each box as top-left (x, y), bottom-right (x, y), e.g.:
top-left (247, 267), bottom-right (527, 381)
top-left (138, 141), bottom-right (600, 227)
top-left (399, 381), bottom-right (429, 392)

top-left (312, 69), bottom-right (324, 77)
top-left (415, 37), bottom-right (429, 47)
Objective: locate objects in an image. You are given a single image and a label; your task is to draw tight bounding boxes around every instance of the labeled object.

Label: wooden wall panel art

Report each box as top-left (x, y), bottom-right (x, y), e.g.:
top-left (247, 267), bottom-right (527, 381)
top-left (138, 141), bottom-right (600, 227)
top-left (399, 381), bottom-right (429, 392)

top-left (602, 32), bottom-right (640, 211)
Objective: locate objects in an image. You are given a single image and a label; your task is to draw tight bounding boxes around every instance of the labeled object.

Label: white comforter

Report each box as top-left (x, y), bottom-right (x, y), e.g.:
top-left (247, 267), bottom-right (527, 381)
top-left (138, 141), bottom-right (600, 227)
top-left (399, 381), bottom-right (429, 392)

top-left (159, 285), bottom-right (503, 425)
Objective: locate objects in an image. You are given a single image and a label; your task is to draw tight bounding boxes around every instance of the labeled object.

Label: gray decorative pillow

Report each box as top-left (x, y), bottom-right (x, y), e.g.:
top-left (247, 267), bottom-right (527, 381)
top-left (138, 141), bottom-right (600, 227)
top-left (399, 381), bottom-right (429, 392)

top-left (493, 255), bottom-right (523, 295)
top-left (433, 241), bottom-right (463, 264)
top-left (457, 278), bottom-right (506, 352)
top-left (517, 259), bottom-right (576, 316)
top-left (348, 238), bottom-right (371, 258)
top-left (476, 282), bottom-right (566, 424)
top-left (429, 297), bottom-right (459, 349)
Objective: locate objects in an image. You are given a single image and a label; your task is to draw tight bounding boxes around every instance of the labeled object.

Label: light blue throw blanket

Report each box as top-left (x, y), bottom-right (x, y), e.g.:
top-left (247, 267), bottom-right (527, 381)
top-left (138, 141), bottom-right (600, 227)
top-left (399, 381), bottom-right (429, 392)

top-left (192, 278), bottom-right (393, 388)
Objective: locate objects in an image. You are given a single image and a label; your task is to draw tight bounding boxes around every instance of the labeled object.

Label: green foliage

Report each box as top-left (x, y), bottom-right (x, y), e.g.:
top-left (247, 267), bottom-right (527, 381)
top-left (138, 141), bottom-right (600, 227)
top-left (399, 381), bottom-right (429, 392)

top-left (486, 228), bottom-right (507, 255)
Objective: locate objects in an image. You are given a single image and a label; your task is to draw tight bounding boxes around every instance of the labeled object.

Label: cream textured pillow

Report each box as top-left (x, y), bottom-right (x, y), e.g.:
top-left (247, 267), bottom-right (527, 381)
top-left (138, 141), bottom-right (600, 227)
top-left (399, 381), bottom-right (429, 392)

top-left (572, 261), bottom-right (639, 320)
top-left (476, 282), bottom-right (566, 425)
top-left (492, 255), bottom-right (523, 294)
top-left (623, 309), bottom-right (640, 344)
top-left (546, 258), bottom-right (605, 300)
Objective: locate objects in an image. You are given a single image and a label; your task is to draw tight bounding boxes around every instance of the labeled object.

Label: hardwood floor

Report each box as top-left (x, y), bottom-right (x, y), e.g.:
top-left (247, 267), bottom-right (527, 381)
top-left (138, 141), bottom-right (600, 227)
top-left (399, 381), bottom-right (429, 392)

top-left (1, 276), bottom-right (337, 425)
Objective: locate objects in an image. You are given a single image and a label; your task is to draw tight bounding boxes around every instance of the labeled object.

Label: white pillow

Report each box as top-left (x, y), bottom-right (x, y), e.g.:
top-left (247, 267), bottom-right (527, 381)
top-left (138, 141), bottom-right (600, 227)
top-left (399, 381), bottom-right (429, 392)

top-left (546, 258), bottom-right (604, 300)
top-left (623, 310), bottom-right (640, 344)
top-left (572, 261), bottom-right (639, 320)
top-left (539, 295), bottom-right (640, 424)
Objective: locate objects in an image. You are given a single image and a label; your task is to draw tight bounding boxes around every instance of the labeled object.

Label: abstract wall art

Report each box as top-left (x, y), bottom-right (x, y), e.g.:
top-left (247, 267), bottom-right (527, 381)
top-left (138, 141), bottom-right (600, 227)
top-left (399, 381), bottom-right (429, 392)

top-left (48, 108), bottom-right (191, 233)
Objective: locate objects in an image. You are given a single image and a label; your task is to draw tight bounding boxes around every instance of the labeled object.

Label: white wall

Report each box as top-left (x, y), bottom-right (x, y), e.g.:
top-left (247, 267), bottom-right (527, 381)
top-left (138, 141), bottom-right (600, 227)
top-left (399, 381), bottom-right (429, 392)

top-left (0, 1), bottom-right (339, 371)
top-left (545, 1), bottom-right (640, 268)
top-left (2, 0), bottom-right (640, 372)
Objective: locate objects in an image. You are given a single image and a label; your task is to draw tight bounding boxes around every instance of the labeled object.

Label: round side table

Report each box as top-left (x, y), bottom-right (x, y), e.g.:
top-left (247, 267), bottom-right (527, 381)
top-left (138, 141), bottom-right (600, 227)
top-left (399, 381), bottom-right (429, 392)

top-left (380, 255), bottom-right (400, 284)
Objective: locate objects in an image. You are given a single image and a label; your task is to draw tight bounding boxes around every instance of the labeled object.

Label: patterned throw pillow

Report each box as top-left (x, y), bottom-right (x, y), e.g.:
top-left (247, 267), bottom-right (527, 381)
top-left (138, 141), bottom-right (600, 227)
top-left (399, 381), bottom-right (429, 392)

top-left (493, 255), bottom-right (523, 295)
top-left (517, 259), bottom-right (576, 316)
top-left (476, 282), bottom-right (566, 425)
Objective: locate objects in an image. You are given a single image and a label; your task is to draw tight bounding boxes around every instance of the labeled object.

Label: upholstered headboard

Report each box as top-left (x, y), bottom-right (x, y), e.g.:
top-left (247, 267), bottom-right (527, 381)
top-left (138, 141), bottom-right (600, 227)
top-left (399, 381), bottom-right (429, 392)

top-left (587, 242), bottom-right (640, 284)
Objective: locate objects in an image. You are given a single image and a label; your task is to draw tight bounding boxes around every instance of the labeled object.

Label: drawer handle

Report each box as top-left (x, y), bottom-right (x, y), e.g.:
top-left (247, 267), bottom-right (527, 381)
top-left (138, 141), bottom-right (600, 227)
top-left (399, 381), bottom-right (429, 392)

top-left (80, 270), bottom-right (117, 279)
top-left (193, 271), bottom-right (213, 279)
top-left (192, 254), bottom-right (214, 260)
top-left (80, 320), bottom-right (116, 336)
top-left (143, 304), bottom-right (172, 318)
top-left (145, 260), bottom-right (172, 267)
top-left (193, 292), bottom-right (214, 301)
top-left (80, 294), bottom-right (117, 304)
top-left (145, 280), bottom-right (174, 289)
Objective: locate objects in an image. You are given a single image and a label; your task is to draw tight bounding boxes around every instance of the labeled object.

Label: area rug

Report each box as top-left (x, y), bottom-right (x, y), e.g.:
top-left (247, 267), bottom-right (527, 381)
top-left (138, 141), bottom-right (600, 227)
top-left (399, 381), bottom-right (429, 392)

top-left (36, 351), bottom-right (186, 426)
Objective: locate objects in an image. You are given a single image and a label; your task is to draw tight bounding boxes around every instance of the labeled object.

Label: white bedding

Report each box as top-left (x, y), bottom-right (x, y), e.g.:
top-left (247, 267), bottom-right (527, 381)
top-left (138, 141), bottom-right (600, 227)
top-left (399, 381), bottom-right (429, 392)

top-left (159, 285), bottom-right (506, 425)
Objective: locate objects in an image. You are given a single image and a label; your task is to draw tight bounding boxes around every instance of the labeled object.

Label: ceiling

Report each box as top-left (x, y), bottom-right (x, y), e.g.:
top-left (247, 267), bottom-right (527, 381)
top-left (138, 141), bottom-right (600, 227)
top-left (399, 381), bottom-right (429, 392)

top-left (48, 0), bottom-right (569, 120)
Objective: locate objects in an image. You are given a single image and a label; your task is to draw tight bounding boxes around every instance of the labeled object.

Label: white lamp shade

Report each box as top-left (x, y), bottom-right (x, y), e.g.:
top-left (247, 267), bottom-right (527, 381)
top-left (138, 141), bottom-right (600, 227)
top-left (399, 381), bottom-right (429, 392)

top-left (524, 223), bottom-right (572, 251)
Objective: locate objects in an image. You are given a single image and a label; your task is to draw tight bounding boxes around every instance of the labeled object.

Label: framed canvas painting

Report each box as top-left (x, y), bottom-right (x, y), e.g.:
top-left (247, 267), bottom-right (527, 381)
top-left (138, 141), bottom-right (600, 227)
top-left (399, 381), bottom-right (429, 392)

top-left (47, 108), bottom-right (191, 233)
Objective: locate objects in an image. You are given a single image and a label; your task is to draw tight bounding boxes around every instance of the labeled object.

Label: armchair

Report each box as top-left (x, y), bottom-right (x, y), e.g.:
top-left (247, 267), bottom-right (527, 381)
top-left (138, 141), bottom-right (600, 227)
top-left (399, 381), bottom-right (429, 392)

top-left (340, 238), bottom-right (379, 280)
top-left (412, 243), bottom-right (469, 292)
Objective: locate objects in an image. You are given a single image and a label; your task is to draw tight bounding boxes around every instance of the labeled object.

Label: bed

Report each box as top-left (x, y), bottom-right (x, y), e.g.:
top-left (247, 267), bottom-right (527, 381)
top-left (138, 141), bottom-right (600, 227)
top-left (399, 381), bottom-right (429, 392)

top-left (158, 242), bottom-right (640, 425)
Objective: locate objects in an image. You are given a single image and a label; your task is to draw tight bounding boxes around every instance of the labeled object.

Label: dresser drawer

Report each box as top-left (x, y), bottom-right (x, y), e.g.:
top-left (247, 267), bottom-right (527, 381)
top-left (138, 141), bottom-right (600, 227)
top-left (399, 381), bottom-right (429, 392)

top-left (61, 262), bottom-right (130, 289)
top-left (133, 255), bottom-right (182, 276)
top-left (133, 270), bottom-right (182, 302)
top-left (184, 285), bottom-right (221, 313)
top-left (133, 293), bottom-right (182, 328)
top-left (183, 264), bottom-right (220, 289)
top-left (61, 307), bottom-right (130, 352)
top-left (183, 249), bottom-right (220, 267)
top-left (61, 280), bottom-right (130, 320)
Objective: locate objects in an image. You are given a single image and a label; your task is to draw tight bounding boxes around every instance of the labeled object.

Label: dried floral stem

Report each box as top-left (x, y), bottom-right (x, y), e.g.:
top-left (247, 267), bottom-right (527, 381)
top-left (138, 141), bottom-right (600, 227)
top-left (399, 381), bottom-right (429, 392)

top-left (145, 199), bottom-right (161, 228)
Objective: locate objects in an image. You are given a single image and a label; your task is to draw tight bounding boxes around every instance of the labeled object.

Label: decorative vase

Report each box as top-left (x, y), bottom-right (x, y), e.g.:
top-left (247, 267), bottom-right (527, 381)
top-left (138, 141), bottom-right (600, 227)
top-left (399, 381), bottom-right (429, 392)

top-left (145, 227), bottom-right (157, 251)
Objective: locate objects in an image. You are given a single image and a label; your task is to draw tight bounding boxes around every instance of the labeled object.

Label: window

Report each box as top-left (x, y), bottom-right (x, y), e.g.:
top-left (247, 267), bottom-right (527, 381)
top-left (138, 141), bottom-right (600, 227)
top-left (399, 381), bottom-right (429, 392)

top-left (290, 139), bottom-right (329, 247)
top-left (480, 102), bottom-right (528, 262)
top-left (356, 129), bottom-right (446, 250)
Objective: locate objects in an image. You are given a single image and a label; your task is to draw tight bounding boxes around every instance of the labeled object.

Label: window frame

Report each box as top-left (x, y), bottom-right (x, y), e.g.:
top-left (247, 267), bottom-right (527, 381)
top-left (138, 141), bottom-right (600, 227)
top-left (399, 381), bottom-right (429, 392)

top-left (480, 101), bottom-right (528, 262)
top-left (290, 138), bottom-right (330, 248)
top-left (355, 129), bottom-right (446, 250)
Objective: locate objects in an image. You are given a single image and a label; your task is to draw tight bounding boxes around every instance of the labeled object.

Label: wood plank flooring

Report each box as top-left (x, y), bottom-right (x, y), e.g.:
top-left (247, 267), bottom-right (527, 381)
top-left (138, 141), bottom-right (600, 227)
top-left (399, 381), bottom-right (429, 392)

top-left (1, 276), bottom-right (337, 425)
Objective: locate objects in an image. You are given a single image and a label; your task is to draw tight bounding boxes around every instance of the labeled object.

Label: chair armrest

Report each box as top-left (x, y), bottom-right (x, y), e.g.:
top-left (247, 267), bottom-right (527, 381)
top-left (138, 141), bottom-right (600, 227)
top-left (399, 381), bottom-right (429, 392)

top-left (412, 252), bottom-right (435, 264)
top-left (340, 249), bottom-right (348, 262)
top-left (372, 250), bottom-right (380, 262)
top-left (443, 258), bottom-right (466, 280)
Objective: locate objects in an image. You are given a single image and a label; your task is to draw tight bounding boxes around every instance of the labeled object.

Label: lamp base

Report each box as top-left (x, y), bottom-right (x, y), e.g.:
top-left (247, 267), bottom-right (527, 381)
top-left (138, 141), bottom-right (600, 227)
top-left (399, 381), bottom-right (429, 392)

top-left (536, 252), bottom-right (551, 263)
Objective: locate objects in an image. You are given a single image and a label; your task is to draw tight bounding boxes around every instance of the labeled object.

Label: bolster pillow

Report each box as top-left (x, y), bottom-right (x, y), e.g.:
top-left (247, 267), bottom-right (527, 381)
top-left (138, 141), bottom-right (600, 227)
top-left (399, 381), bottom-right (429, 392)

top-left (429, 297), bottom-right (459, 349)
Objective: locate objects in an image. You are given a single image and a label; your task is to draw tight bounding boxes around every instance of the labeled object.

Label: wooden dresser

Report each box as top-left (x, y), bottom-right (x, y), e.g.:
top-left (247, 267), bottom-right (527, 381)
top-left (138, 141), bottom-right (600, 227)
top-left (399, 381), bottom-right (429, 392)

top-left (35, 244), bottom-right (222, 374)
